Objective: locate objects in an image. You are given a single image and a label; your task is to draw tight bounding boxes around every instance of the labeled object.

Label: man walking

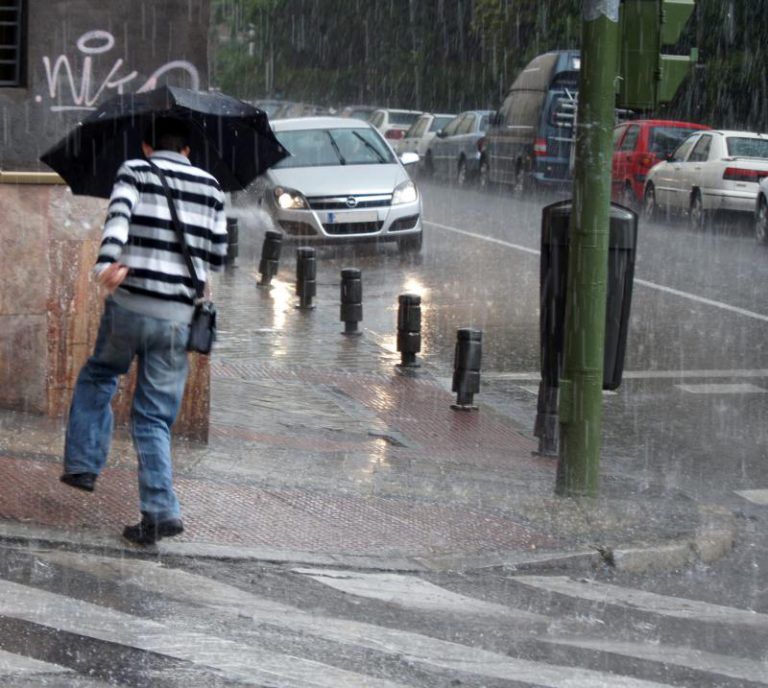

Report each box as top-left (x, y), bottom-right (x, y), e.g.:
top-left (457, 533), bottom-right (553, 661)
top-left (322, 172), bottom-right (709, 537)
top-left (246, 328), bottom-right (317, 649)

top-left (60, 117), bottom-right (228, 546)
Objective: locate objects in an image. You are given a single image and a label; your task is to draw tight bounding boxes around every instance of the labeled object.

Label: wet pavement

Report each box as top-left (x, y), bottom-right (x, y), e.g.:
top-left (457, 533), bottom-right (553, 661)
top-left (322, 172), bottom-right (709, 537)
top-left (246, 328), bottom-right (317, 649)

top-left (0, 192), bottom-right (736, 572)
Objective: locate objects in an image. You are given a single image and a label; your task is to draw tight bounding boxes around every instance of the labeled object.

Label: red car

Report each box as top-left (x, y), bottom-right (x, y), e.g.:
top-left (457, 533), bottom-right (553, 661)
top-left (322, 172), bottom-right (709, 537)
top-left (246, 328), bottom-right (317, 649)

top-left (612, 119), bottom-right (711, 207)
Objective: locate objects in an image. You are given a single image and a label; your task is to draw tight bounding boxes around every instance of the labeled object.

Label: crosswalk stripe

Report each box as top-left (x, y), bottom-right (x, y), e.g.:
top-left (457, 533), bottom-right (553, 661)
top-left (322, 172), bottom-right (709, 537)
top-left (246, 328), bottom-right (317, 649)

top-left (512, 576), bottom-right (768, 628)
top-left (0, 578), bottom-right (410, 688)
top-left (0, 648), bottom-right (71, 676)
top-left (293, 567), bottom-right (543, 620)
top-left (39, 551), bottom-right (677, 688)
top-left (736, 489), bottom-right (768, 505)
top-left (543, 638), bottom-right (768, 685)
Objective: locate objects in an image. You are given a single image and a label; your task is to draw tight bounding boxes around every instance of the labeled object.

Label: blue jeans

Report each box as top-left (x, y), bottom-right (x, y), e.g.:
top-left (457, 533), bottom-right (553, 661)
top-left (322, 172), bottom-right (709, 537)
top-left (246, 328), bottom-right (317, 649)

top-left (64, 298), bottom-right (190, 522)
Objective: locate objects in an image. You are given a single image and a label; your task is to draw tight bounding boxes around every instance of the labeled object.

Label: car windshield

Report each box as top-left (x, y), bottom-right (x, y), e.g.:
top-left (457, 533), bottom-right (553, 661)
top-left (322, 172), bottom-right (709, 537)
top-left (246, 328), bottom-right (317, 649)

top-left (726, 137), bottom-right (768, 159)
top-left (274, 127), bottom-right (396, 167)
top-left (649, 127), bottom-right (703, 155)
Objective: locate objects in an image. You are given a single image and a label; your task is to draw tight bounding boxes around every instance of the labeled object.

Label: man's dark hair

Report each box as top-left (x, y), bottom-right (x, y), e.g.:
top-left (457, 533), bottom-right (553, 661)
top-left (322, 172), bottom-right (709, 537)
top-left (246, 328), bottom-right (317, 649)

top-left (143, 116), bottom-right (190, 152)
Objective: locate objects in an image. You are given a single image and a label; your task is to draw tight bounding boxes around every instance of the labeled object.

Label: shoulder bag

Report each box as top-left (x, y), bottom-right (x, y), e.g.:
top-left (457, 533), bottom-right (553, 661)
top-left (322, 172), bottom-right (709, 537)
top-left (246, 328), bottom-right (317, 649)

top-left (149, 161), bottom-right (217, 355)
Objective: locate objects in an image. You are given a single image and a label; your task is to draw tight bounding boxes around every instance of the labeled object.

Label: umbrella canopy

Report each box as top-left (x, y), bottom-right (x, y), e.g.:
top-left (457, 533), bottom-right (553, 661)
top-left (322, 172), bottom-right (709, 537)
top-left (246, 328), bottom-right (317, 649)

top-left (40, 86), bottom-right (289, 198)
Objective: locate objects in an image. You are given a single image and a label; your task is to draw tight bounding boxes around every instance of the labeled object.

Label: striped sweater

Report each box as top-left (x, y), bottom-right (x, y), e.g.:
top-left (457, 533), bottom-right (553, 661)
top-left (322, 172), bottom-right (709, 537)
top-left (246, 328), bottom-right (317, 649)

top-left (95, 151), bottom-right (228, 323)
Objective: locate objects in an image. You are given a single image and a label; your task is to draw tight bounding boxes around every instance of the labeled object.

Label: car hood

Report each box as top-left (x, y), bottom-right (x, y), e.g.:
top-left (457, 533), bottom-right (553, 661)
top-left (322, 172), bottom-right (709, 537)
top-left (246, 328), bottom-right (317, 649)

top-left (266, 164), bottom-right (408, 196)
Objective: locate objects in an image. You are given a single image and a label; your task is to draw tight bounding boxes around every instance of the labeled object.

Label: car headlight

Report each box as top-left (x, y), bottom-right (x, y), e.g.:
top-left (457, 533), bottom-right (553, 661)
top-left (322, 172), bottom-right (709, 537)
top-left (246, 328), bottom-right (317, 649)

top-left (274, 186), bottom-right (307, 210)
top-left (392, 179), bottom-right (418, 205)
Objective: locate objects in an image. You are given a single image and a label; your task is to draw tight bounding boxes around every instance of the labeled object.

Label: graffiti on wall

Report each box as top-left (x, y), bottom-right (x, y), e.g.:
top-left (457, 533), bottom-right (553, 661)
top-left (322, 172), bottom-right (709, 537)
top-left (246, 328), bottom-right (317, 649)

top-left (37, 30), bottom-right (200, 112)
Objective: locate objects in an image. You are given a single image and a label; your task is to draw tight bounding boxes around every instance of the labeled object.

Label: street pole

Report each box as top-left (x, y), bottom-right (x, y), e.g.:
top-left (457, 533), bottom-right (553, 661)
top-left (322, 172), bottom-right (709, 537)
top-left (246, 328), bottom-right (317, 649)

top-left (556, 1), bottom-right (620, 497)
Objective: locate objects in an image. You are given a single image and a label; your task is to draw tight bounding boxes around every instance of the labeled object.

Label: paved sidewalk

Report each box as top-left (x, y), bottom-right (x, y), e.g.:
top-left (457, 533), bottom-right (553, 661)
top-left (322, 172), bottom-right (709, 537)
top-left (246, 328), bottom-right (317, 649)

top-left (0, 220), bottom-right (736, 572)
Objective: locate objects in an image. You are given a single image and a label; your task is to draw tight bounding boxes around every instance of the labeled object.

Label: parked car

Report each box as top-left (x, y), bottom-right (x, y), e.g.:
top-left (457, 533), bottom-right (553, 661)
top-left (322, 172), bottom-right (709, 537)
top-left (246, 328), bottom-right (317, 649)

top-left (754, 177), bottom-right (768, 244)
top-left (369, 108), bottom-right (423, 143)
top-left (424, 110), bottom-right (493, 185)
top-left (254, 117), bottom-right (423, 251)
top-left (272, 102), bottom-right (331, 119)
top-left (612, 119), bottom-right (710, 207)
top-left (340, 105), bottom-right (377, 121)
top-left (480, 50), bottom-right (580, 190)
top-left (644, 130), bottom-right (768, 228)
top-left (395, 112), bottom-right (455, 161)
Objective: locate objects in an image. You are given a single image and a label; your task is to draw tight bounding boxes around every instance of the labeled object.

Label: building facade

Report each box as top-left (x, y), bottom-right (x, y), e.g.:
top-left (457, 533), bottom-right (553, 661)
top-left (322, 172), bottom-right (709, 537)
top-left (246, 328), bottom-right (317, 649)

top-left (0, 0), bottom-right (213, 440)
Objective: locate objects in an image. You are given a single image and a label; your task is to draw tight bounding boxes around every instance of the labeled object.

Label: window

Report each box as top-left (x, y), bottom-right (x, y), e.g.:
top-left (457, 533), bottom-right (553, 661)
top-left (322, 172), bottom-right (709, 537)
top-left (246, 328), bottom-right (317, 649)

top-left (649, 127), bottom-right (702, 156)
top-left (430, 115), bottom-right (454, 133)
top-left (0, 0), bottom-right (23, 86)
top-left (688, 135), bottom-right (712, 162)
top-left (441, 116), bottom-right (461, 137)
top-left (505, 92), bottom-right (545, 129)
top-left (613, 125), bottom-right (627, 149)
top-left (620, 125), bottom-right (640, 152)
top-left (671, 135), bottom-right (698, 162)
top-left (726, 136), bottom-right (768, 160)
top-left (408, 117), bottom-right (429, 139)
top-left (457, 114), bottom-right (476, 135)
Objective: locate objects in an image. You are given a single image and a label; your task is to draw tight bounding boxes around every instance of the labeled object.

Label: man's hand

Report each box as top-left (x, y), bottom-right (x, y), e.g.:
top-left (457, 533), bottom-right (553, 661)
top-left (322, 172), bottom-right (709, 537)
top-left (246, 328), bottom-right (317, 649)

top-left (97, 263), bottom-right (129, 293)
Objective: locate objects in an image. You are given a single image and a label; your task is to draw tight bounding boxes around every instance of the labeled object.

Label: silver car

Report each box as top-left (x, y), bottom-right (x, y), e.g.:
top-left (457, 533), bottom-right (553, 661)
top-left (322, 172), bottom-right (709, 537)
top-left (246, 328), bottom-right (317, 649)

top-left (256, 117), bottom-right (423, 251)
top-left (424, 110), bottom-right (494, 186)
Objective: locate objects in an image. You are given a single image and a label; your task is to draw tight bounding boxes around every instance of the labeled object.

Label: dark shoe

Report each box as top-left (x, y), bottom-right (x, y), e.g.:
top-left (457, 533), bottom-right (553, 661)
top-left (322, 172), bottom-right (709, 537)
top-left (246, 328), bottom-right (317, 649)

top-left (123, 517), bottom-right (184, 546)
top-left (60, 472), bottom-right (97, 492)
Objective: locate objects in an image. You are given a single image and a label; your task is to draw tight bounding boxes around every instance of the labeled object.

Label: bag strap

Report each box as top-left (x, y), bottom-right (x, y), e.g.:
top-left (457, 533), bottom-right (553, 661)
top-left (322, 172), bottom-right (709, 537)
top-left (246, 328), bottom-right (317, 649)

top-left (148, 160), bottom-right (205, 301)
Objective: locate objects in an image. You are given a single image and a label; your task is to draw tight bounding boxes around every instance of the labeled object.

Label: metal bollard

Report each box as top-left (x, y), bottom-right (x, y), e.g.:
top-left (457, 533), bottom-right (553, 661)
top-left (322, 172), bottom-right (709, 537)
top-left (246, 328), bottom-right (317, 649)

top-left (258, 230), bottom-right (283, 286)
top-left (295, 247), bottom-right (316, 309)
top-left (340, 268), bottom-right (363, 335)
top-left (396, 293), bottom-right (421, 367)
top-left (225, 217), bottom-right (239, 267)
top-left (451, 328), bottom-right (482, 410)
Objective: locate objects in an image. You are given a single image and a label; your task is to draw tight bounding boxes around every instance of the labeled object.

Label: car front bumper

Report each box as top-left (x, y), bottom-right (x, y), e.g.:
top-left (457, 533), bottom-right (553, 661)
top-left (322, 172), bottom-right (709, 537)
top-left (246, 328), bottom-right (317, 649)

top-left (271, 199), bottom-right (422, 242)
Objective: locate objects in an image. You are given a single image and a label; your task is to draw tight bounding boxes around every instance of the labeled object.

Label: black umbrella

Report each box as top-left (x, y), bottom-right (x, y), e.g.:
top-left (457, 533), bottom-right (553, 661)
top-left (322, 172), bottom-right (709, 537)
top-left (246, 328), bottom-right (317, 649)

top-left (40, 85), bottom-right (288, 198)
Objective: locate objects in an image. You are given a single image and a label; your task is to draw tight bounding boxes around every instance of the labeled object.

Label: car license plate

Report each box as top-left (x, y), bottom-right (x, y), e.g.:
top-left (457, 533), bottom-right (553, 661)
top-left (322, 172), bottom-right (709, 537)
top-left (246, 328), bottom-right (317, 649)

top-left (325, 210), bottom-right (378, 224)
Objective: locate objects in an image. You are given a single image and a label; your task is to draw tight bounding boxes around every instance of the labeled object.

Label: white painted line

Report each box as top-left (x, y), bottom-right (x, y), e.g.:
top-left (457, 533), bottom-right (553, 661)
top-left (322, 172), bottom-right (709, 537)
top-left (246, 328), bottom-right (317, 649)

top-left (512, 576), bottom-right (768, 629)
top-left (293, 568), bottom-right (536, 619)
top-left (425, 220), bottom-right (768, 323)
top-left (0, 648), bottom-right (71, 676)
top-left (518, 385), bottom-right (616, 396)
top-left (676, 383), bottom-right (767, 394)
top-left (544, 638), bottom-right (768, 685)
top-left (484, 369), bottom-right (768, 382)
top-left (0, 578), bottom-right (410, 688)
top-left (735, 489), bottom-right (768, 505)
top-left (41, 552), bottom-right (674, 688)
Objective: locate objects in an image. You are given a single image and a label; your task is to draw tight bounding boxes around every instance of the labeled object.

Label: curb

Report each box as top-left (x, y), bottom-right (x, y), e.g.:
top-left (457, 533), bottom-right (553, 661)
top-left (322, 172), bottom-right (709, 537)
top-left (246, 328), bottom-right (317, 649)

top-left (0, 503), bottom-right (737, 574)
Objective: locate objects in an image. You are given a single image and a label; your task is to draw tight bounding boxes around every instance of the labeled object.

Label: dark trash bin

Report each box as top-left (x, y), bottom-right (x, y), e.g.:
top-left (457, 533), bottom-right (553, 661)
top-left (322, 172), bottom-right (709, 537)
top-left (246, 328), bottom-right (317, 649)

top-left (540, 200), bottom-right (638, 392)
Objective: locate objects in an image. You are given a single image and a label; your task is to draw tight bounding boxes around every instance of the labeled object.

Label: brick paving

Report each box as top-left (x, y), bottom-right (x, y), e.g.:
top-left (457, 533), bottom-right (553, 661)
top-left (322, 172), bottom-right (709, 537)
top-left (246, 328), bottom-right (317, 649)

top-left (0, 224), bottom-right (714, 564)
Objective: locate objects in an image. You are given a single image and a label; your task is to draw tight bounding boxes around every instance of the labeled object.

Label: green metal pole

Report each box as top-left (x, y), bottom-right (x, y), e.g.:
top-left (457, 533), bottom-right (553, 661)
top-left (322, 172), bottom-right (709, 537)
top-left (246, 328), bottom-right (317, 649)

top-left (556, 1), bottom-right (620, 497)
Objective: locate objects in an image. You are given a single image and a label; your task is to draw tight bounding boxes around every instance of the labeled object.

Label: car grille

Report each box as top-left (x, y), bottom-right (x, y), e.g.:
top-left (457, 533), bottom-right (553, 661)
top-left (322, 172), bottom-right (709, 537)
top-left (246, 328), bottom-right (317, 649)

top-left (323, 221), bottom-right (384, 235)
top-left (278, 220), bottom-right (317, 236)
top-left (308, 194), bottom-right (392, 210)
top-left (389, 214), bottom-right (420, 232)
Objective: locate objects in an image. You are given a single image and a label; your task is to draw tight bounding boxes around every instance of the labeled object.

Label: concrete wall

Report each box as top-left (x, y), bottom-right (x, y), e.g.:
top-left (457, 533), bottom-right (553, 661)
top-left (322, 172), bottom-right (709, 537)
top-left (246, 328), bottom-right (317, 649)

top-left (1, 0), bottom-right (210, 169)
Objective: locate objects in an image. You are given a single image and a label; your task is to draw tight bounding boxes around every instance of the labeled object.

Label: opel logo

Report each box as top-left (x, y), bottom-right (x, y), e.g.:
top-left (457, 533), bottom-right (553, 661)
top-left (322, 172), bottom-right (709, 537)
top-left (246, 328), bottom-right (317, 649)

top-left (345, 196), bottom-right (358, 208)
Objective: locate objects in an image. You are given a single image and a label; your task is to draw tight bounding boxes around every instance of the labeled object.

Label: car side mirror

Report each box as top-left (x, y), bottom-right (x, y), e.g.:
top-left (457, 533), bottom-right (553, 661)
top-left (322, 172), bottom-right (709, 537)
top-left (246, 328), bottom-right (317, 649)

top-left (665, 152), bottom-right (675, 162)
top-left (399, 151), bottom-right (419, 166)
top-left (436, 130), bottom-right (446, 138)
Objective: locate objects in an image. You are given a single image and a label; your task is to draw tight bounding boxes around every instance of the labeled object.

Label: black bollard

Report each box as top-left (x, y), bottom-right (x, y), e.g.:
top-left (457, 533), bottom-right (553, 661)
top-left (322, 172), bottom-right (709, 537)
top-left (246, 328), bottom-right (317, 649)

top-left (295, 247), bottom-right (316, 309)
top-left (396, 293), bottom-right (421, 367)
top-left (225, 217), bottom-right (239, 267)
top-left (258, 230), bottom-right (283, 286)
top-left (340, 268), bottom-right (363, 335)
top-left (451, 328), bottom-right (482, 410)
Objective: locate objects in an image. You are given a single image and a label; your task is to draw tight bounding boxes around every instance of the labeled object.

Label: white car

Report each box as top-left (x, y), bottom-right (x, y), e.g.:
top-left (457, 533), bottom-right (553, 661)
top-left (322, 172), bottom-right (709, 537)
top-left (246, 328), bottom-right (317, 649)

top-left (255, 117), bottom-right (423, 251)
top-left (643, 129), bottom-right (768, 228)
top-left (755, 177), bottom-right (768, 244)
top-left (369, 109), bottom-right (423, 144)
top-left (395, 112), bottom-right (455, 160)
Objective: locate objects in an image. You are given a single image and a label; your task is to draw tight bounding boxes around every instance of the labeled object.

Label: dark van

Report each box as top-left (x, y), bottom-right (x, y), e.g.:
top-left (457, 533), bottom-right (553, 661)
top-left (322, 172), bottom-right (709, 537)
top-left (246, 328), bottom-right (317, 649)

top-left (480, 50), bottom-right (580, 190)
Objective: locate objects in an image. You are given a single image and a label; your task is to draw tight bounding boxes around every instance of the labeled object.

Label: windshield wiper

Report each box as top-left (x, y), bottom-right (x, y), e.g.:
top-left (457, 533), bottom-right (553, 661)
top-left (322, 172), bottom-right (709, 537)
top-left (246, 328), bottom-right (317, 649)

top-left (352, 131), bottom-right (387, 163)
top-left (326, 131), bottom-right (347, 165)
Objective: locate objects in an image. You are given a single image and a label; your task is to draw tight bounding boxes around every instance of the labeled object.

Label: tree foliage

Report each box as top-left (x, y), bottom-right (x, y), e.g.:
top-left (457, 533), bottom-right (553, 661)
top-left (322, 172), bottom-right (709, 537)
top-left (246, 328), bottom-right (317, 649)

top-left (210, 0), bottom-right (768, 131)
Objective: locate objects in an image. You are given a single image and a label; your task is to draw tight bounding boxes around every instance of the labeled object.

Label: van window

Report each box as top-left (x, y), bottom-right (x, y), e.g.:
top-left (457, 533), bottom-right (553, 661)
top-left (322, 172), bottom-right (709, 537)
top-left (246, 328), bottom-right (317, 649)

top-left (505, 92), bottom-right (545, 129)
